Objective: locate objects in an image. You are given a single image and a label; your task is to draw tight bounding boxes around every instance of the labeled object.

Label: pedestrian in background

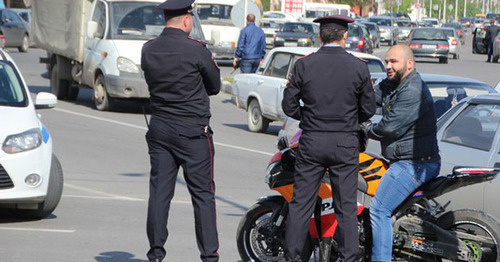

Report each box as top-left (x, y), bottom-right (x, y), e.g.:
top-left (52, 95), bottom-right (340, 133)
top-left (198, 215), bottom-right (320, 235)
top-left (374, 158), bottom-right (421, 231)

top-left (233, 14), bottom-right (266, 73)
top-left (485, 19), bottom-right (500, 63)
top-left (281, 15), bottom-right (376, 262)
top-left (141, 0), bottom-right (221, 261)
top-left (362, 45), bottom-right (441, 261)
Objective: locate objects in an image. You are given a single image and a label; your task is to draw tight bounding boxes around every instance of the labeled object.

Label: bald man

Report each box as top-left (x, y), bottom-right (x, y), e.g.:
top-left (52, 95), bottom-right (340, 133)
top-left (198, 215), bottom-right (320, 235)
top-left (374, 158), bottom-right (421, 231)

top-left (362, 45), bottom-right (441, 261)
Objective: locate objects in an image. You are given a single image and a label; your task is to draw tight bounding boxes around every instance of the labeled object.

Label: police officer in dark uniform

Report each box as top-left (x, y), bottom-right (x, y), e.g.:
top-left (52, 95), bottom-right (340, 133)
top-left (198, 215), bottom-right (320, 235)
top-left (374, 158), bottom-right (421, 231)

top-left (141, 0), bottom-right (221, 261)
top-left (282, 15), bottom-right (376, 262)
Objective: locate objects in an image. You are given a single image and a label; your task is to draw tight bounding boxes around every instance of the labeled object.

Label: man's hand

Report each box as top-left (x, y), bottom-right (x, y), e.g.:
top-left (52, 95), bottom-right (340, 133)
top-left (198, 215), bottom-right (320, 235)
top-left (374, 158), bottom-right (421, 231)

top-left (233, 58), bottom-right (239, 69)
top-left (259, 59), bottom-right (264, 65)
top-left (359, 120), bottom-right (372, 134)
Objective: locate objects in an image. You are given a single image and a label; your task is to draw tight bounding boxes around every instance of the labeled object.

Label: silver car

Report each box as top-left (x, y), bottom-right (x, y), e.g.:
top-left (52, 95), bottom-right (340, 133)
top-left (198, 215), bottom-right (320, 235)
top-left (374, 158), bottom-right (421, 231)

top-left (369, 16), bottom-right (399, 46)
top-left (0, 9), bottom-right (30, 52)
top-left (441, 27), bottom-right (462, 59)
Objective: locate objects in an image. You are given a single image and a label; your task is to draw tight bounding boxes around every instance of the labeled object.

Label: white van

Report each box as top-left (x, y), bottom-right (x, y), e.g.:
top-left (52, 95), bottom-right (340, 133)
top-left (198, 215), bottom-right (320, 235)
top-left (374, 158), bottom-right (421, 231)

top-left (301, 3), bottom-right (352, 22)
top-left (195, 0), bottom-right (243, 60)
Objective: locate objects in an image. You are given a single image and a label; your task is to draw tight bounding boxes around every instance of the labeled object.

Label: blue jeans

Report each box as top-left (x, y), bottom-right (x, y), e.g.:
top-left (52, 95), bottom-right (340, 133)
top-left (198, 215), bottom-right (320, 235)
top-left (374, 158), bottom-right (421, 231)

top-left (240, 58), bottom-right (260, 73)
top-left (370, 160), bottom-right (440, 261)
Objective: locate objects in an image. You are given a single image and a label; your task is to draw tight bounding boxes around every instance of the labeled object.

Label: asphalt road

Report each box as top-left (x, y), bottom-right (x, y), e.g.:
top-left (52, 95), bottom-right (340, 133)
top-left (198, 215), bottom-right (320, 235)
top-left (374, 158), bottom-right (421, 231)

top-left (0, 31), bottom-right (498, 262)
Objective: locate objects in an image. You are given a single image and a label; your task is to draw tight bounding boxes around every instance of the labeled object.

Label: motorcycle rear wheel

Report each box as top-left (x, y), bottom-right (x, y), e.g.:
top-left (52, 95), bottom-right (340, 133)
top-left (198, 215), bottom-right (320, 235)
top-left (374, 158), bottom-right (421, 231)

top-left (236, 199), bottom-right (313, 262)
top-left (437, 209), bottom-right (500, 262)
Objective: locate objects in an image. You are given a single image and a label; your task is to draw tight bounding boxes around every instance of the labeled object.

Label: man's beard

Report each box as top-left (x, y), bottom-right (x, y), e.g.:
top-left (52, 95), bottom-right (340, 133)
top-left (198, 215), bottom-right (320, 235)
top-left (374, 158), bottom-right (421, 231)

top-left (388, 68), bottom-right (405, 84)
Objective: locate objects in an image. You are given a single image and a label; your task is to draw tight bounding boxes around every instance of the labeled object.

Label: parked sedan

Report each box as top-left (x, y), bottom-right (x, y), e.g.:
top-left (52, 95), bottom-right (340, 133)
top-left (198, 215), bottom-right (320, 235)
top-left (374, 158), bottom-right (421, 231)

top-left (0, 49), bottom-right (63, 219)
top-left (0, 9), bottom-right (30, 52)
top-left (396, 19), bottom-right (416, 42)
top-left (408, 28), bottom-right (450, 64)
top-left (368, 16), bottom-right (399, 46)
top-left (346, 23), bottom-right (374, 54)
top-left (273, 22), bottom-right (320, 48)
top-left (441, 27), bottom-right (462, 59)
top-left (232, 47), bottom-right (385, 132)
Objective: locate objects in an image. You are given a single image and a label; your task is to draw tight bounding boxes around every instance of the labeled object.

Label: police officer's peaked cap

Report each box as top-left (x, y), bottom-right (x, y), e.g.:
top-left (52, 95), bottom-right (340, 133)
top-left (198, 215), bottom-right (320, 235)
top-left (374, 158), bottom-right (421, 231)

top-left (156, 0), bottom-right (195, 16)
top-left (313, 15), bottom-right (354, 30)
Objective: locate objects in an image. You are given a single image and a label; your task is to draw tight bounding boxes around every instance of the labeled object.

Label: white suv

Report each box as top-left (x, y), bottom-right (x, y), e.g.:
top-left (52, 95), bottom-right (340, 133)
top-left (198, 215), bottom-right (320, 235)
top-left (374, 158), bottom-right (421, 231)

top-left (0, 49), bottom-right (63, 219)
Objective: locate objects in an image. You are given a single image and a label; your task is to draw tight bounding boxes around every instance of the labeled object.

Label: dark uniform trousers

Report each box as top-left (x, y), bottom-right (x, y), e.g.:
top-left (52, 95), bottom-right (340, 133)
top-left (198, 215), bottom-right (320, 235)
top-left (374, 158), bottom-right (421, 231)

top-left (284, 131), bottom-right (359, 262)
top-left (146, 117), bottom-right (219, 262)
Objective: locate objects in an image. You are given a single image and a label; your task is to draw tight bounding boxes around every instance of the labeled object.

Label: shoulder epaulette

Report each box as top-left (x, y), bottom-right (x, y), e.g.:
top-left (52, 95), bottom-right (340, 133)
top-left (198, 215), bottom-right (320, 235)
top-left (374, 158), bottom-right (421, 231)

top-left (349, 53), bottom-right (368, 63)
top-left (188, 36), bottom-right (207, 46)
top-left (297, 52), bottom-right (315, 60)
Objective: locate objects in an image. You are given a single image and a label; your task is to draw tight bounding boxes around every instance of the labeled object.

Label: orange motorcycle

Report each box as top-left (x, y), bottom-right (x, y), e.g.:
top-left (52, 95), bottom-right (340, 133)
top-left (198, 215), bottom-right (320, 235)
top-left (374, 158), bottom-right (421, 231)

top-left (236, 129), bottom-right (500, 262)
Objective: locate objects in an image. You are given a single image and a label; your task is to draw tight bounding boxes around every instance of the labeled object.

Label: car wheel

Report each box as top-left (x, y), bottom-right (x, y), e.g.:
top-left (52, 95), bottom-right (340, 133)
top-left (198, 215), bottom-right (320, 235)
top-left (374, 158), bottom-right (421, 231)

top-left (453, 54), bottom-right (458, 59)
top-left (50, 63), bottom-right (70, 99)
top-left (440, 57), bottom-right (448, 64)
top-left (94, 74), bottom-right (115, 111)
top-left (66, 85), bottom-right (79, 101)
top-left (493, 55), bottom-right (499, 63)
top-left (247, 99), bottom-right (270, 133)
top-left (18, 34), bottom-right (29, 53)
top-left (12, 155), bottom-right (64, 219)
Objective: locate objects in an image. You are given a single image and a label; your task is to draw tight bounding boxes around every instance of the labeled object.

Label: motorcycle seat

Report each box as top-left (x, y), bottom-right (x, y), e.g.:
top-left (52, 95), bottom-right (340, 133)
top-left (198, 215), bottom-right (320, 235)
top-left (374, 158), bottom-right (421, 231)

top-left (415, 176), bottom-right (448, 195)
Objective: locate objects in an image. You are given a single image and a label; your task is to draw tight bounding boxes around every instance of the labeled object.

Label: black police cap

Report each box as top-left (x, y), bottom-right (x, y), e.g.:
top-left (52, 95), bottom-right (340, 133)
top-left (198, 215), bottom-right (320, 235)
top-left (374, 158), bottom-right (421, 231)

top-left (313, 15), bottom-right (354, 30)
top-left (156, 0), bottom-right (195, 16)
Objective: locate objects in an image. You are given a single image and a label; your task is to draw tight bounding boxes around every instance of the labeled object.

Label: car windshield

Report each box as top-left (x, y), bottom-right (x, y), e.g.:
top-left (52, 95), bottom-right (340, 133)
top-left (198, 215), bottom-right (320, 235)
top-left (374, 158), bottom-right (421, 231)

top-left (412, 29), bottom-right (447, 40)
top-left (366, 59), bottom-right (385, 73)
top-left (196, 4), bottom-right (233, 26)
top-left (281, 23), bottom-right (313, 33)
top-left (443, 29), bottom-right (455, 37)
top-left (442, 23), bottom-right (461, 29)
top-left (0, 61), bottom-right (27, 107)
top-left (261, 21), bottom-right (282, 29)
top-left (110, 2), bottom-right (203, 41)
top-left (306, 10), bottom-right (333, 18)
top-left (369, 18), bottom-right (390, 26)
top-left (428, 82), bottom-right (495, 117)
top-left (348, 25), bottom-right (360, 36)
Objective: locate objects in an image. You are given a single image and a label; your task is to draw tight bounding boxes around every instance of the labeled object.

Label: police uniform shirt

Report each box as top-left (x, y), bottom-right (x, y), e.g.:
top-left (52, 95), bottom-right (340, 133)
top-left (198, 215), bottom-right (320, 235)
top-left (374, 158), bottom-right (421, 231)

top-left (141, 27), bottom-right (220, 125)
top-left (282, 46), bottom-right (376, 132)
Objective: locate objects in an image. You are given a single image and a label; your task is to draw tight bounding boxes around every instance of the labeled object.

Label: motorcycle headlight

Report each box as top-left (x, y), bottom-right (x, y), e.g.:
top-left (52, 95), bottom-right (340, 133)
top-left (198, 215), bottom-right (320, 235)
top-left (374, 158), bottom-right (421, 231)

top-left (117, 57), bottom-right (139, 74)
top-left (2, 128), bottom-right (42, 154)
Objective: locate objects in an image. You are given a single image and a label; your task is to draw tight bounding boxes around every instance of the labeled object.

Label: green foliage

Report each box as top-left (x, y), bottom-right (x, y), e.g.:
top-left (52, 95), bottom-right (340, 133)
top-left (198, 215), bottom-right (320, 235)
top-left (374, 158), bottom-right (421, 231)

top-left (262, 0), bottom-right (271, 12)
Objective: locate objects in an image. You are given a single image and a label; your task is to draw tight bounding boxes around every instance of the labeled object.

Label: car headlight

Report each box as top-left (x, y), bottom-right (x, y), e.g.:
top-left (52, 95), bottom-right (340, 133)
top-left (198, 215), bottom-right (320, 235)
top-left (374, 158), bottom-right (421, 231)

top-left (117, 57), bottom-right (139, 73)
top-left (219, 41), bottom-right (236, 48)
top-left (2, 128), bottom-right (42, 154)
top-left (298, 37), bottom-right (311, 46)
top-left (274, 36), bottom-right (285, 42)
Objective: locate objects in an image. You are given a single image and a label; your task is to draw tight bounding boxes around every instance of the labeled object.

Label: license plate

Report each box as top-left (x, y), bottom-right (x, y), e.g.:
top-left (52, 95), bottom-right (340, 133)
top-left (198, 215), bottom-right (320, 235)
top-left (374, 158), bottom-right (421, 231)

top-left (284, 42), bottom-right (298, 47)
top-left (346, 43), bottom-right (351, 48)
top-left (422, 44), bottom-right (436, 49)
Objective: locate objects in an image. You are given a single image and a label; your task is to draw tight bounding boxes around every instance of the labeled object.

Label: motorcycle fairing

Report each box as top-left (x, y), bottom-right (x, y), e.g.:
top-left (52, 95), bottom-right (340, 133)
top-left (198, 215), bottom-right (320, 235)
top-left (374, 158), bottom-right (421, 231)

top-left (308, 198), bottom-right (365, 238)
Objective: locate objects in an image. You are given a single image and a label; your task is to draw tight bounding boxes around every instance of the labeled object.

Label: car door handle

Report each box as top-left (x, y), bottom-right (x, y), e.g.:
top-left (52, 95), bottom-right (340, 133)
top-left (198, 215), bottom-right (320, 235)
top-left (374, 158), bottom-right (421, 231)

top-left (257, 80), bottom-right (264, 85)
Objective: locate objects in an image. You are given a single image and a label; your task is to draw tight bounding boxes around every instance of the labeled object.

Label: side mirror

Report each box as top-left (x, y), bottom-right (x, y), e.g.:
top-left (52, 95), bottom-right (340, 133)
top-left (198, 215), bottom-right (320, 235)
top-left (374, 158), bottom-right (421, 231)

top-left (35, 92), bottom-right (57, 109)
top-left (87, 21), bottom-right (98, 39)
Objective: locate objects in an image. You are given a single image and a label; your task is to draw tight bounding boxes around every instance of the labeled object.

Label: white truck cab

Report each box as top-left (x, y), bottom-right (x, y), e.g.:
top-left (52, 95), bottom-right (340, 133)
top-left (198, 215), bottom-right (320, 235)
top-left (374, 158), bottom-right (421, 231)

top-left (33, 0), bottom-right (206, 111)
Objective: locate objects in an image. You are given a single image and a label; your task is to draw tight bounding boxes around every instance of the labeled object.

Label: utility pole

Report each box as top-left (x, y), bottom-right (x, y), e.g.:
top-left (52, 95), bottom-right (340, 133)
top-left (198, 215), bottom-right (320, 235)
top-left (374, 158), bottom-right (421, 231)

top-left (455, 0), bottom-right (458, 21)
top-left (482, 0), bottom-right (485, 14)
top-left (464, 0), bottom-right (467, 18)
top-left (429, 0), bottom-right (433, 17)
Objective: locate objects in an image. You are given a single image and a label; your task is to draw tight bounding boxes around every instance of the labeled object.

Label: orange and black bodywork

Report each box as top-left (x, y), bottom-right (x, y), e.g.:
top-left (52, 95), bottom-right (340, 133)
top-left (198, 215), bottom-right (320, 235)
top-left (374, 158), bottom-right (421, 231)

top-left (265, 149), bottom-right (389, 238)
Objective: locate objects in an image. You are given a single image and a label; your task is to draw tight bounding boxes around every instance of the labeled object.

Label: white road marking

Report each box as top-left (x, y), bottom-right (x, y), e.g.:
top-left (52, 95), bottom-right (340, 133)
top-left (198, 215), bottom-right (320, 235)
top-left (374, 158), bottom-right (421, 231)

top-left (64, 183), bottom-right (144, 201)
top-left (0, 227), bottom-right (75, 233)
top-left (53, 108), bottom-right (274, 156)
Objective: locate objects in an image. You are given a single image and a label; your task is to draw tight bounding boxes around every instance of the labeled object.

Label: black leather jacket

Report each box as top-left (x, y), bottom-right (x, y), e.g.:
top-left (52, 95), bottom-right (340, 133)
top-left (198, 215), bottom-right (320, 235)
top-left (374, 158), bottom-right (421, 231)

top-left (365, 70), bottom-right (440, 162)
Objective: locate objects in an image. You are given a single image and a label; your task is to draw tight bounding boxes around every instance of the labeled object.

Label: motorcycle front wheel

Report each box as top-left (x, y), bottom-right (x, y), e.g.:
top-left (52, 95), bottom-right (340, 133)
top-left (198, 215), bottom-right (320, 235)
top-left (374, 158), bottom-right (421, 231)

top-left (437, 209), bottom-right (500, 262)
top-left (236, 199), bottom-right (313, 262)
